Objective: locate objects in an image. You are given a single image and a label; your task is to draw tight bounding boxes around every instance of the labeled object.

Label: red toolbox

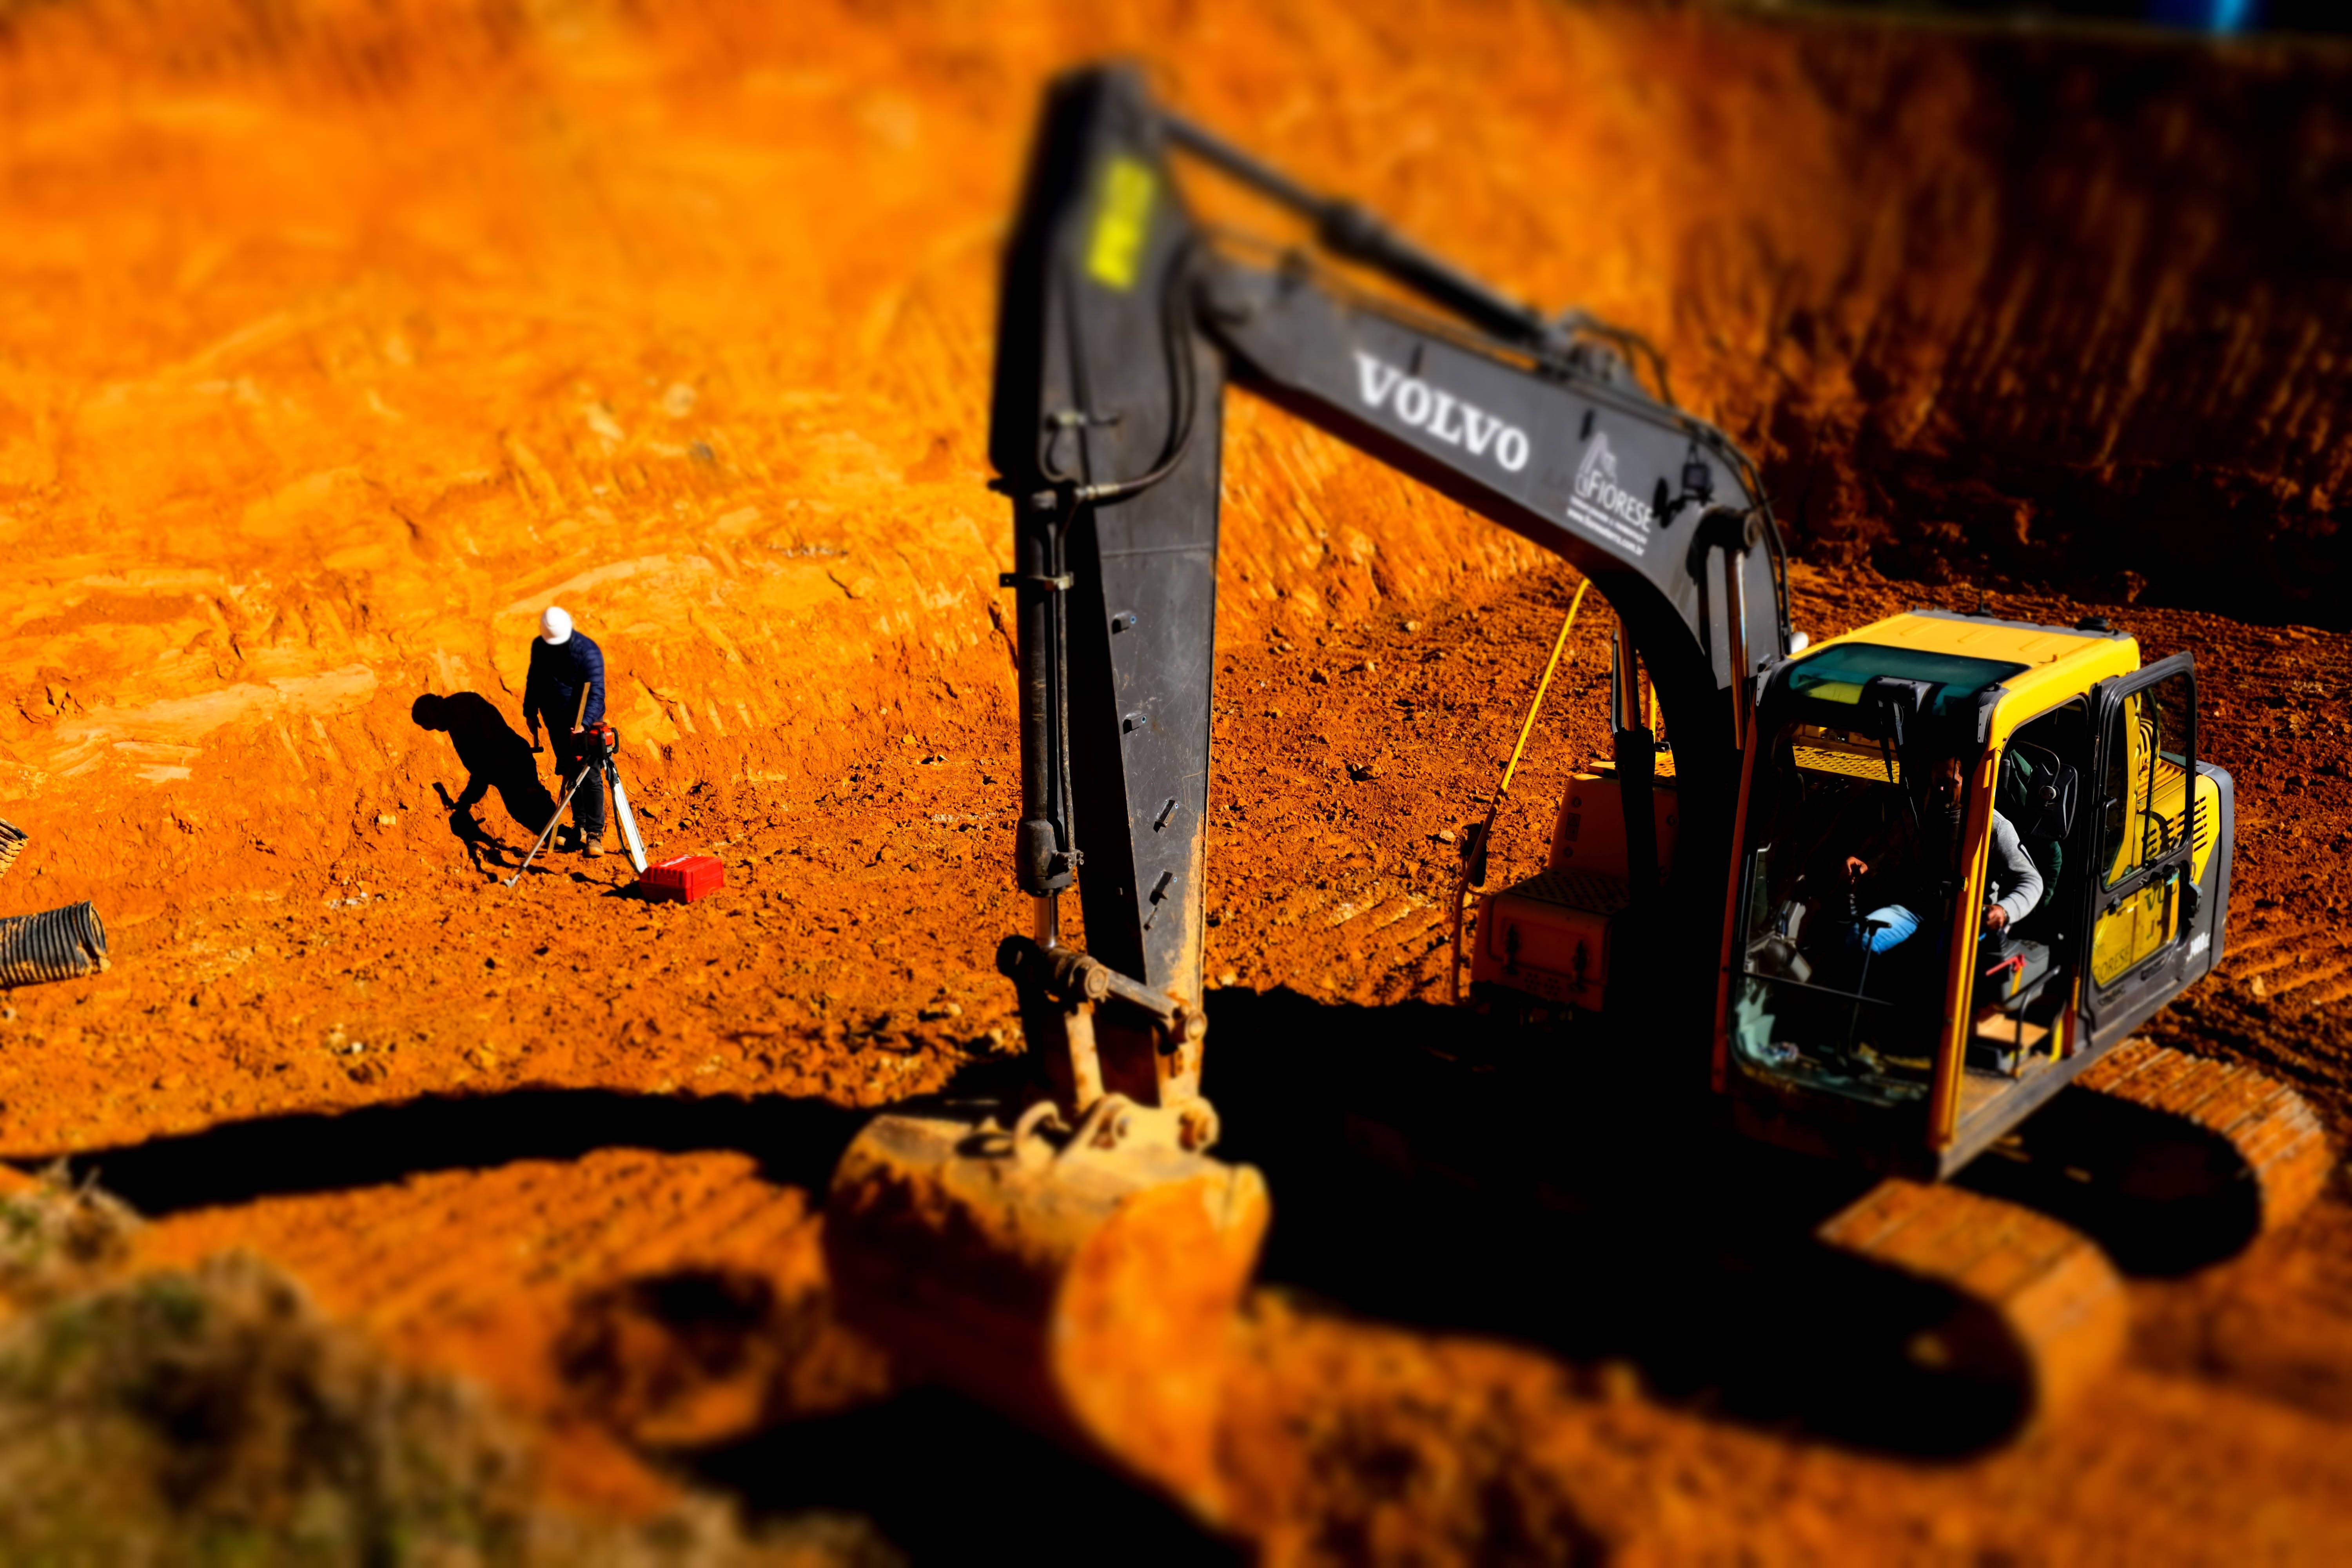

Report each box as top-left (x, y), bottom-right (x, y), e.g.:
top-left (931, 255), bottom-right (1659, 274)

top-left (640, 853), bottom-right (725, 903)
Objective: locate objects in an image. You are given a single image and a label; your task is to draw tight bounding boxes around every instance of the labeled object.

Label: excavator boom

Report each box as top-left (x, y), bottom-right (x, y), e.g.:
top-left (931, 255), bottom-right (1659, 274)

top-left (993, 66), bottom-right (1786, 1067)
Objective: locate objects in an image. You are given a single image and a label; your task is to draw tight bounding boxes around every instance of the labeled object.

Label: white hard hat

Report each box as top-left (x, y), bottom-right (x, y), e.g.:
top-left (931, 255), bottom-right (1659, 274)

top-left (539, 606), bottom-right (573, 645)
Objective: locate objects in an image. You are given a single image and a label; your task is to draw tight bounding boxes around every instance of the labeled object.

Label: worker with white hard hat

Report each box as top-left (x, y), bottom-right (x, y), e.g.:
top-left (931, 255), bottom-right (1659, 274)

top-left (523, 605), bottom-right (611, 857)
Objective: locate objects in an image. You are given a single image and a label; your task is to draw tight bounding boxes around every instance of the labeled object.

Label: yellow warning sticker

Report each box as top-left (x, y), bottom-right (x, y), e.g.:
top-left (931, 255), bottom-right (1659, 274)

top-left (1084, 155), bottom-right (1155, 291)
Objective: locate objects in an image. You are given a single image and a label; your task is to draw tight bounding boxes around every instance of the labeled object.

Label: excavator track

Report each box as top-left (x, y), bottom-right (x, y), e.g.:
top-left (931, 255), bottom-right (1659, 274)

top-left (2073, 1038), bottom-right (2332, 1236)
top-left (1816, 1178), bottom-right (2128, 1424)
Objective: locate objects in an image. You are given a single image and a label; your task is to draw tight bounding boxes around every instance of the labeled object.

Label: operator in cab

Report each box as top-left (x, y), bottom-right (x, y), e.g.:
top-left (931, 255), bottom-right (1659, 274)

top-left (1838, 755), bottom-right (2042, 956)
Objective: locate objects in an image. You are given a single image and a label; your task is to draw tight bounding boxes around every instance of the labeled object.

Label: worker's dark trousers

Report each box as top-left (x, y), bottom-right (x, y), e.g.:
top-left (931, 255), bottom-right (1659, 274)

top-left (552, 737), bottom-right (608, 845)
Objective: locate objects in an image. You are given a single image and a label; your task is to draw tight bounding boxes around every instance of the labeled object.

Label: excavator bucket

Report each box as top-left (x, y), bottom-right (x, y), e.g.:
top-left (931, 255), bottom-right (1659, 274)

top-left (824, 1094), bottom-right (1268, 1523)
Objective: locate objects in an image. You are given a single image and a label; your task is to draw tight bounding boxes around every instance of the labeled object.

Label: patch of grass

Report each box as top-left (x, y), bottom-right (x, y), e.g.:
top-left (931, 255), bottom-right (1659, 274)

top-left (0, 1163), bottom-right (141, 1313)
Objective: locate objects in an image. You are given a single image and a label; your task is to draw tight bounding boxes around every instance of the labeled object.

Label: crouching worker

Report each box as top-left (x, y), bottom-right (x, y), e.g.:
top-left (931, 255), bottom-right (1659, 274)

top-left (524, 606), bottom-right (609, 858)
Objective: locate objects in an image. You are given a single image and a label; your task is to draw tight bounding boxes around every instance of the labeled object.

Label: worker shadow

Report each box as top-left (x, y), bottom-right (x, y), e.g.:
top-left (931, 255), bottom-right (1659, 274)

top-left (1196, 986), bottom-right (2070, 1460)
top-left (410, 692), bottom-right (559, 870)
top-left (35, 1085), bottom-right (1229, 1564)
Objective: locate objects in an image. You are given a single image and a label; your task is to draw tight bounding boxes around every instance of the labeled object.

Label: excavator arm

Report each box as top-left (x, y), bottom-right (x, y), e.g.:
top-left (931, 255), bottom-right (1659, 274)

top-left (992, 65), bottom-right (1788, 1099)
top-left (828, 67), bottom-right (1792, 1517)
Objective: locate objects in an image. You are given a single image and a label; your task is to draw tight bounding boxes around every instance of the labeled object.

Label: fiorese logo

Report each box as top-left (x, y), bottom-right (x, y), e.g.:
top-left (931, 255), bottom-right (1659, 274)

top-left (1353, 352), bottom-right (1530, 474)
top-left (1573, 433), bottom-right (1653, 530)
top-left (1566, 432), bottom-right (1656, 556)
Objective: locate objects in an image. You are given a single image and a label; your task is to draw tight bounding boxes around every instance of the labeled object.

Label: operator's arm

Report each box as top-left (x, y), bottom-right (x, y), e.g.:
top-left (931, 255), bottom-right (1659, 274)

top-left (1985, 813), bottom-right (2043, 929)
top-left (576, 638), bottom-right (606, 728)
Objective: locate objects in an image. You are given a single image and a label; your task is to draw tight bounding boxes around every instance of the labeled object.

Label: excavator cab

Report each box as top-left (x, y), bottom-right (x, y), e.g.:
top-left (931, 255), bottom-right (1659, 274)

top-left (1716, 612), bottom-right (2234, 1176)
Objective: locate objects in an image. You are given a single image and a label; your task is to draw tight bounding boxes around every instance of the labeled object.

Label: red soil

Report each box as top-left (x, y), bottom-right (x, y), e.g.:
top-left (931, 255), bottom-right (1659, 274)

top-left (1, 0), bottom-right (2349, 1558)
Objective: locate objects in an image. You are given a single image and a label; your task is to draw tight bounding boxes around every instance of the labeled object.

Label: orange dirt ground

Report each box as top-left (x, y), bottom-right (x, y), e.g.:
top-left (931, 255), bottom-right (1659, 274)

top-left (4, 0), bottom-right (2352, 1559)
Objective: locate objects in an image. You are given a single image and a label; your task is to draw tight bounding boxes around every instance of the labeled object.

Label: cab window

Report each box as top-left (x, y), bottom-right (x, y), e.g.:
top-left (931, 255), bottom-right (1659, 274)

top-left (1729, 724), bottom-right (1984, 1109)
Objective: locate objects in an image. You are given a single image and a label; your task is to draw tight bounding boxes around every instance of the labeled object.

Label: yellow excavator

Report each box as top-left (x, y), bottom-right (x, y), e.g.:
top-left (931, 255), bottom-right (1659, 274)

top-left (824, 66), bottom-right (2328, 1521)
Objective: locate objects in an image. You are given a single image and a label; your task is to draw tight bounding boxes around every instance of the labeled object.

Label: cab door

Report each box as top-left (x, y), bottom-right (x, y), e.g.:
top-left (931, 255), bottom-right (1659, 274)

top-left (2082, 653), bottom-right (2198, 1045)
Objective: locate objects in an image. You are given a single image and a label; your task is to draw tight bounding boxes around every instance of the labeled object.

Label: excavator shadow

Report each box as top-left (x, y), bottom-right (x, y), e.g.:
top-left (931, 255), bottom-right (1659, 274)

top-left (42, 1087), bottom-right (867, 1214)
top-left (29, 1057), bottom-right (2080, 1467)
top-left (9, 1039), bottom-right (2085, 1534)
top-left (1203, 987), bottom-right (2060, 1459)
top-left (1955, 1087), bottom-right (2271, 1277)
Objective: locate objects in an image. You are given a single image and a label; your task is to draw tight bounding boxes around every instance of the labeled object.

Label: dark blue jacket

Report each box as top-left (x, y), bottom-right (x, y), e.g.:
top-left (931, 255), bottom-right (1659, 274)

top-left (524, 631), bottom-right (606, 733)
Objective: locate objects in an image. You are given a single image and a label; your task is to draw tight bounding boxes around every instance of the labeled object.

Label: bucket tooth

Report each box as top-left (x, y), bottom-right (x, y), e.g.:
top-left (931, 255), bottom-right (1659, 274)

top-left (1817, 1178), bottom-right (2128, 1425)
top-left (2074, 1039), bottom-right (2332, 1236)
top-left (823, 1095), bottom-right (1268, 1524)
